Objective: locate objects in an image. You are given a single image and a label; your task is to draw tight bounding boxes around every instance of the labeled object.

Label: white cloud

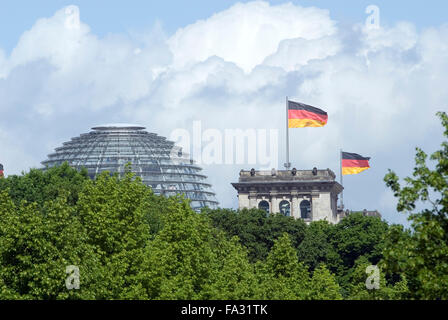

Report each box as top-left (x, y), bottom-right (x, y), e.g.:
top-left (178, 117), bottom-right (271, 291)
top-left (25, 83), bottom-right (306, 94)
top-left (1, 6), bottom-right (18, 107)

top-left (0, 127), bottom-right (39, 175)
top-left (167, 1), bottom-right (336, 72)
top-left (263, 36), bottom-right (342, 71)
top-left (2, 6), bottom-right (172, 113)
top-left (7, 6), bottom-right (91, 73)
top-left (0, 1), bottom-right (447, 224)
top-left (360, 21), bottom-right (418, 53)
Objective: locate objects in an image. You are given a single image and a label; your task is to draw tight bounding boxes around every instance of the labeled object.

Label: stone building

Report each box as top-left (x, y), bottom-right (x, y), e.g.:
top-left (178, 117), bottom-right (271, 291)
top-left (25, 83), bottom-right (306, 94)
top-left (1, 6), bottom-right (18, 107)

top-left (231, 167), bottom-right (344, 224)
top-left (339, 209), bottom-right (382, 219)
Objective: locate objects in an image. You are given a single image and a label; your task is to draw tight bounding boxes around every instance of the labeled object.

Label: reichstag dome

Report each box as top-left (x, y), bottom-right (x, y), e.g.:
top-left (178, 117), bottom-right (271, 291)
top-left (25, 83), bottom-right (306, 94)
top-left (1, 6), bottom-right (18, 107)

top-left (41, 124), bottom-right (218, 210)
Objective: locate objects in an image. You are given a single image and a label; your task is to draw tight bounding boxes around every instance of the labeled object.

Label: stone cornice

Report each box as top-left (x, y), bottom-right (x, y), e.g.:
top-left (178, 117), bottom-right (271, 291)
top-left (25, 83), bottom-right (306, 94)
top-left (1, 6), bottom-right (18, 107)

top-left (231, 180), bottom-right (343, 195)
top-left (238, 168), bottom-right (336, 182)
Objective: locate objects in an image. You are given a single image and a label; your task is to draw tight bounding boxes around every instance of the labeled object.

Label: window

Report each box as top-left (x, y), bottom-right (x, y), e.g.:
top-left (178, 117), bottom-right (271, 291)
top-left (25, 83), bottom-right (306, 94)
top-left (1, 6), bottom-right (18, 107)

top-left (258, 200), bottom-right (270, 214)
top-left (279, 200), bottom-right (290, 216)
top-left (300, 200), bottom-right (311, 219)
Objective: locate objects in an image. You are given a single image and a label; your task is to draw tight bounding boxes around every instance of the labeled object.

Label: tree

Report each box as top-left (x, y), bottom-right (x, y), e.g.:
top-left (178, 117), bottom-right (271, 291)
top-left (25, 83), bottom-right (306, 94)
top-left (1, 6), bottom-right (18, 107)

top-left (331, 213), bottom-right (389, 268)
top-left (255, 233), bottom-right (310, 300)
top-left (0, 166), bottom-right (173, 299)
top-left (202, 235), bottom-right (257, 300)
top-left (328, 213), bottom-right (390, 294)
top-left (206, 208), bottom-right (307, 262)
top-left (0, 190), bottom-right (102, 299)
top-left (0, 162), bottom-right (89, 207)
top-left (75, 171), bottom-right (159, 299)
top-left (308, 264), bottom-right (342, 300)
top-left (383, 111), bottom-right (448, 299)
top-left (297, 220), bottom-right (341, 273)
top-left (348, 256), bottom-right (408, 300)
top-left (141, 197), bottom-right (220, 299)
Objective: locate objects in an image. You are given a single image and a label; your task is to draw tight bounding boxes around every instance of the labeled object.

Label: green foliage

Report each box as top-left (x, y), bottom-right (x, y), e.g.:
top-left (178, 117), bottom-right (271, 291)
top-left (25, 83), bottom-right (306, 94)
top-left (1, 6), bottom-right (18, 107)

top-left (0, 191), bottom-right (101, 299)
top-left (0, 166), bottom-right (172, 299)
top-left (383, 112), bottom-right (448, 300)
top-left (0, 161), bottom-right (403, 300)
top-left (297, 220), bottom-right (341, 273)
top-left (205, 208), bottom-right (306, 262)
top-left (202, 235), bottom-right (257, 300)
top-left (331, 213), bottom-right (389, 268)
top-left (348, 256), bottom-right (409, 300)
top-left (75, 171), bottom-right (158, 299)
top-left (142, 198), bottom-right (259, 300)
top-left (0, 162), bottom-right (89, 207)
top-left (328, 213), bottom-right (390, 294)
top-left (207, 207), bottom-right (393, 299)
top-left (254, 233), bottom-right (309, 300)
top-left (265, 233), bottom-right (302, 278)
top-left (142, 198), bottom-right (217, 299)
top-left (3, 112), bottom-right (447, 303)
top-left (308, 264), bottom-right (342, 300)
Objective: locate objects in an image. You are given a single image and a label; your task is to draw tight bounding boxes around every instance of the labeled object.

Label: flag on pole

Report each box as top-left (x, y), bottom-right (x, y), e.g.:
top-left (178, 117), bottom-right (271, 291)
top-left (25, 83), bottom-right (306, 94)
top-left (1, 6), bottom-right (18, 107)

top-left (288, 100), bottom-right (328, 128)
top-left (342, 152), bottom-right (370, 175)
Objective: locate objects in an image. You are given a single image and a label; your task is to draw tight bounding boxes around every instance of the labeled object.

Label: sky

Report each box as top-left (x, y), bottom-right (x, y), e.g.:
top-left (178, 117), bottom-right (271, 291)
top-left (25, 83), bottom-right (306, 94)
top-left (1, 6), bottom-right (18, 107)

top-left (1, 1), bottom-right (447, 227)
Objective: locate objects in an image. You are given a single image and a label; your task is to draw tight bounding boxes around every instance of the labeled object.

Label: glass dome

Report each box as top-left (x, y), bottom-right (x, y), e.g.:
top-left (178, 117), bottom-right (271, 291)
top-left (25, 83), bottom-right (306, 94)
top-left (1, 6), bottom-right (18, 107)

top-left (41, 124), bottom-right (218, 210)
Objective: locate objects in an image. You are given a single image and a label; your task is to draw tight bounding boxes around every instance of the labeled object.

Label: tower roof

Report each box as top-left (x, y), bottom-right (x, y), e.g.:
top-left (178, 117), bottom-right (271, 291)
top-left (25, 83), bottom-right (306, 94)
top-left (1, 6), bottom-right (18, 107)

top-left (232, 168), bottom-right (343, 194)
top-left (237, 168), bottom-right (337, 183)
top-left (92, 123), bottom-right (146, 131)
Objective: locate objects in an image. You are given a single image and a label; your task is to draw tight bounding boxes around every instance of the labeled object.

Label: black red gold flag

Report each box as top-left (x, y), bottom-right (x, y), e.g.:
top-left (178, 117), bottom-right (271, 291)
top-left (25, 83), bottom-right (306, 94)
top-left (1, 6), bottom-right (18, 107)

top-left (288, 100), bottom-right (328, 128)
top-left (342, 152), bottom-right (370, 175)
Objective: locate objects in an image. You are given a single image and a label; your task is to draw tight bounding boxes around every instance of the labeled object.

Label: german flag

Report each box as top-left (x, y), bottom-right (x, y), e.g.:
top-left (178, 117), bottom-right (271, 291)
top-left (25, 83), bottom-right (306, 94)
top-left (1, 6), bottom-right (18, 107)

top-left (288, 100), bottom-right (328, 128)
top-left (342, 152), bottom-right (370, 175)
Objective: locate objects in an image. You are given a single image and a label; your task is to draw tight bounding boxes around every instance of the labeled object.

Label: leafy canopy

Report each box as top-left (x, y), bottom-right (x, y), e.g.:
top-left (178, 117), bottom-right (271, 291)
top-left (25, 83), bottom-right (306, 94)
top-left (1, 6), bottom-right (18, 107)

top-left (383, 111), bottom-right (448, 299)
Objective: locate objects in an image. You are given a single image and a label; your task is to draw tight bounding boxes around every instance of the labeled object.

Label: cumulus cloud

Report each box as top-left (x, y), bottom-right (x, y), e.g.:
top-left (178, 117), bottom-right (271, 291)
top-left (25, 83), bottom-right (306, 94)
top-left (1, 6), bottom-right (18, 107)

top-left (263, 36), bottom-right (342, 71)
top-left (0, 1), bottom-right (447, 225)
top-left (168, 1), bottom-right (337, 72)
top-left (2, 5), bottom-right (172, 113)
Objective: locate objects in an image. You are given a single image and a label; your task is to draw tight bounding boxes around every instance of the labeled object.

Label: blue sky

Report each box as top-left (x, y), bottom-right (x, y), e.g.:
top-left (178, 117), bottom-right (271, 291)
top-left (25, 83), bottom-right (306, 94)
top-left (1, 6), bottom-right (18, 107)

top-left (1, 0), bottom-right (447, 52)
top-left (0, 1), bottom-right (447, 227)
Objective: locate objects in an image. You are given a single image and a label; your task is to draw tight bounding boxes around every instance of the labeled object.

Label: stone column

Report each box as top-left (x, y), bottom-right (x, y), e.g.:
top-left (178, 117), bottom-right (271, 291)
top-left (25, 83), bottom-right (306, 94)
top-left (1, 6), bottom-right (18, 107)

top-left (289, 189), bottom-right (298, 218)
top-left (238, 193), bottom-right (249, 209)
top-left (249, 191), bottom-right (258, 209)
top-left (310, 190), bottom-right (321, 221)
top-left (291, 195), bottom-right (299, 219)
top-left (270, 191), bottom-right (279, 213)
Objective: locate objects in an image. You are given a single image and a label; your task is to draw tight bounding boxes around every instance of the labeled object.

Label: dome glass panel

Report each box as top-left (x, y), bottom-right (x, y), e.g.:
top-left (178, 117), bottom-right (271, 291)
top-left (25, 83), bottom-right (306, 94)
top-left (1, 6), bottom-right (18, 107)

top-left (41, 124), bottom-right (219, 210)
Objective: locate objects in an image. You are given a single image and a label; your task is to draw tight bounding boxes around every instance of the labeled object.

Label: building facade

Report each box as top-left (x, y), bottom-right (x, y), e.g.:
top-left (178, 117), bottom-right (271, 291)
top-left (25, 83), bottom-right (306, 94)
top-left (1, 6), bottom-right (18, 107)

top-left (232, 168), bottom-right (344, 224)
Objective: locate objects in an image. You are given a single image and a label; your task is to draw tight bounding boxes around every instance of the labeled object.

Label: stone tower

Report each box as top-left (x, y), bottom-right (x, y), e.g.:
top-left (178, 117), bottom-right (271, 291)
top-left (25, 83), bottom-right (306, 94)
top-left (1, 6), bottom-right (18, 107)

top-left (231, 168), bottom-right (344, 224)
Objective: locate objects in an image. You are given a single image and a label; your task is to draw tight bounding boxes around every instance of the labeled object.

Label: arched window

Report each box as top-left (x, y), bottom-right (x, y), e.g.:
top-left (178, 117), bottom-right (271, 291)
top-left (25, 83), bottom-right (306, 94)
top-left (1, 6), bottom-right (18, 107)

top-left (258, 200), bottom-right (270, 214)
top-left (279, 200), bottom-right (290, 216)
top-left (300, 200), bottom-right (311, 219)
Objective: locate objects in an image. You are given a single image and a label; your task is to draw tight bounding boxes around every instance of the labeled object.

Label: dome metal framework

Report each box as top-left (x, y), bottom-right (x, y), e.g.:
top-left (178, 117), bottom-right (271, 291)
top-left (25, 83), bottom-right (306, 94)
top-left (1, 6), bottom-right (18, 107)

top-left (41, 124), bottom-right (218, 210)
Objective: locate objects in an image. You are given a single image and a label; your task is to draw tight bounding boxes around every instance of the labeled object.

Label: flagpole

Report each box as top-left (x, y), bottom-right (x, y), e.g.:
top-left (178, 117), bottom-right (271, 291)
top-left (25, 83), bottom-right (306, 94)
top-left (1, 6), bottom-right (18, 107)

top-left (285, 96), bottom-right (291, 169)
top-left (340, 148), bottom-right (344, 209)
